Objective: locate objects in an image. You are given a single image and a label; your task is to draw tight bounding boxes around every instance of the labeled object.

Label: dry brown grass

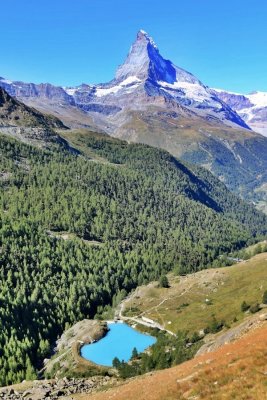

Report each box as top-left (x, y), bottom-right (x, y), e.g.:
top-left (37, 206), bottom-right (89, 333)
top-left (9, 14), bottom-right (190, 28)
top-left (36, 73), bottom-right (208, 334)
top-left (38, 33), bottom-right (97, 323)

top-left (74, 323), bottom-right (267, 400)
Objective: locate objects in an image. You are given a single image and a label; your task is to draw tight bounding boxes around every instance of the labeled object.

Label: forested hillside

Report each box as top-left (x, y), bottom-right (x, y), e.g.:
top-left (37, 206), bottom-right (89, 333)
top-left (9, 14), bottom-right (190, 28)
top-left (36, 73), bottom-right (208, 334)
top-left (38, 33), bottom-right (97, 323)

top-left (0, 130), bottom-right (266, 385)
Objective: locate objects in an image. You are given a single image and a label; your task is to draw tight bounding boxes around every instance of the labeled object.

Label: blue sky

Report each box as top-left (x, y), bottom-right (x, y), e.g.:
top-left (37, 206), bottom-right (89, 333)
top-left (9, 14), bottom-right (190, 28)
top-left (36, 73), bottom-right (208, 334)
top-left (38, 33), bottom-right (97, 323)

top-left (1, 0), bottom-right (267, 93)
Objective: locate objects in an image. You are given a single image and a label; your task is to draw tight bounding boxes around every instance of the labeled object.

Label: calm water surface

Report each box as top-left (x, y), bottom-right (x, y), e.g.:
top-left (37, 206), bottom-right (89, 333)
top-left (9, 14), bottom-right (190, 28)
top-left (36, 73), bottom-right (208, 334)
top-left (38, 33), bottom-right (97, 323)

top-left (80, 322), bottom-right (156, 366)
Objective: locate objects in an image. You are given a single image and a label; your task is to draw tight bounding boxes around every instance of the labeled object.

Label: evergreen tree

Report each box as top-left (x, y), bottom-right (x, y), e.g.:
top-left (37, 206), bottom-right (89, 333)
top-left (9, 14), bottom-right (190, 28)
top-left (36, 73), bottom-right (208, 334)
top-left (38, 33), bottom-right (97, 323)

top-left (25, 357), bottom-right (37, 381)
top-left (131, 347), bottom-right (138, 360)
top-left (159, 275), bottom-right (169, 288)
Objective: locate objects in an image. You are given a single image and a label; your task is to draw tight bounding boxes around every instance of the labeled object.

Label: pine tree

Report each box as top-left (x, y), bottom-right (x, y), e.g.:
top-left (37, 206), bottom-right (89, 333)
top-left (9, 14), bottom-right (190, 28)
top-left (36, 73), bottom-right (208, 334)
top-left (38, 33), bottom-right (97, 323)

top-left (131, 347), bottom-right (138, 360)
top-left (159, 275), bottom-right (169, 288)
top-left (25, 357), bottom-right (37, 381)
top-left (112, 357), bottom-right (121, 369)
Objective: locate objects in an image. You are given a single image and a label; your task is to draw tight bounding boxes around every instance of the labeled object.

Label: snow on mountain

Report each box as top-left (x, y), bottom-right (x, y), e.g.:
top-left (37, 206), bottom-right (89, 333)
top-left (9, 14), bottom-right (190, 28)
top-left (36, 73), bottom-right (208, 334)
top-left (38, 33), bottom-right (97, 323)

top-left (1, 33), bottom-right (267, 205)
top-left (64, 87), bottom-right (78, 96)
top-left (95, 76), bottom-right (142, 97)
top-left (214, 89), bottom-right (267, 136)
top-left (158, 80), bottom-right (221, 108)
top-left (247, 91), bottom-right (267, 108)
top-left (0, 31), bottom-right (253, 131)
top-left (0, 78), bottom-right (13, 85)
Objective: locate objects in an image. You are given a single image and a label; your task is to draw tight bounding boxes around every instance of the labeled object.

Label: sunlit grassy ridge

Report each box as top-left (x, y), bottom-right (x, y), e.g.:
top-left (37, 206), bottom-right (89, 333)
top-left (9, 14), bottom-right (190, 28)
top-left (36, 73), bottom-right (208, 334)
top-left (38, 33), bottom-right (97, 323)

top-left (122, 252), bottom-right (267, 334)
top-left (84, 323), bottom-right (267, 400)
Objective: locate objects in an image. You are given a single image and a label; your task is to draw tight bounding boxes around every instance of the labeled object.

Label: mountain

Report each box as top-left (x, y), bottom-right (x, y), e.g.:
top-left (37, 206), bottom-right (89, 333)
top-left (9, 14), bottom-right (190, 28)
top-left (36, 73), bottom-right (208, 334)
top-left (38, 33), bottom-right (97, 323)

top-left (1, 31), bottom-right (267, 207)
top-left (0, 32), bottom-right (250, 131)
top-left (0, 128), bottom-right (266, 385)
top-left (0, 87), bottom-right (66, 146)
top-left (213, 88), bottom-right (267, 137)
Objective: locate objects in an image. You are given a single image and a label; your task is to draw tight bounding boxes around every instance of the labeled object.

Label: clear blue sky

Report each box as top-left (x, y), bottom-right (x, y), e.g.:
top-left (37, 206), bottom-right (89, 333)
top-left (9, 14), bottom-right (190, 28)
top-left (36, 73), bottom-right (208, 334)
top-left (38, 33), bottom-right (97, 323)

top-left (1, 0), bottom-right (267, 93)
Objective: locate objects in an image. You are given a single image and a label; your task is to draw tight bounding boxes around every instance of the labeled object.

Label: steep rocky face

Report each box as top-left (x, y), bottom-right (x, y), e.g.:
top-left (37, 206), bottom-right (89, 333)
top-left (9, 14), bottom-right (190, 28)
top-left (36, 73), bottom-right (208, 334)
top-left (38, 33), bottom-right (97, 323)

top-left (0, 87), bottom-right (66, 129)
top-left (214, 91), bottom-right (253, 111)
top-left (115, 30), bottom-right (181, 83)
top-left (0, 78), bottom-right (74, 104)
top-left (214, 89), bottom-right (267, 137)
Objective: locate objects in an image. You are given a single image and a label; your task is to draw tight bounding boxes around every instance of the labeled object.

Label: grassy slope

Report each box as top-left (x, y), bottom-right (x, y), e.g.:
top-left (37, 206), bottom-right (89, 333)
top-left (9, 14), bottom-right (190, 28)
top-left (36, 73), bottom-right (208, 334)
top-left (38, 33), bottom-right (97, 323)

top-left (82, 323), bottom-right (267, 400)
top-left (122, 252), bottom-right (267, 335)
top-left (57, 129), bottom-right (116, 162)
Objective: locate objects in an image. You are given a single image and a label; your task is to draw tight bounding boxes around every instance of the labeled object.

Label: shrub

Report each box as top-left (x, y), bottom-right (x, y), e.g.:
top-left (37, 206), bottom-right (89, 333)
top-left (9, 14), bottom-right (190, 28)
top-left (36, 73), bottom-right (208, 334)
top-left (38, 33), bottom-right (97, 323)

top-left (241, 301), bottom-right (250, 312)
top-left (249, 303), bottom-right (260, 314)
top-left (262, 290), bottom-right (267, 305)
top-left (205, 316), bottom-right (224, 334)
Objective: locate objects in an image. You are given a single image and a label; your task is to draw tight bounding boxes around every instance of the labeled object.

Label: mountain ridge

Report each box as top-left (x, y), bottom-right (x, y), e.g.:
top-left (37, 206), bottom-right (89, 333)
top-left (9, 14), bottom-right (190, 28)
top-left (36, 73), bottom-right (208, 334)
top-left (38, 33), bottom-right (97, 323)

top-left (0, 87), bottom-right (67, 147)
top-left (0, 30), bottom-right (251, 131)
top-left (213, 88), bottom-right (267, 137)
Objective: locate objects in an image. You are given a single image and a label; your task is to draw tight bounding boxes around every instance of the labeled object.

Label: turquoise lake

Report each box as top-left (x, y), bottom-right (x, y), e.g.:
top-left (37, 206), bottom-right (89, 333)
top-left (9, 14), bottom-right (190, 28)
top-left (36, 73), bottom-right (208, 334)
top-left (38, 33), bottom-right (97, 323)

top-left (80, 322), bottom-right (156, 366)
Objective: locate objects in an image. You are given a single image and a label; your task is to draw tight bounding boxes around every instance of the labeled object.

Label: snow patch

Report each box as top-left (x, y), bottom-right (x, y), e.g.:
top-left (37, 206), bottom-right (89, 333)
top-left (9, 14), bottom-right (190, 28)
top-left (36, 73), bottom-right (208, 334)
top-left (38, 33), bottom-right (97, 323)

top-left (64, 88), bottom-right (77, 96)
top-left (159, 80), bottom-right (220, 107)
top-left (139, 29), bottom-right (158, 49)
top-left (0, 78), bottom-right (13, 85)
top-left (212, 88), bottom-right (243, 96)
top-left (237, 154), bottom-right (243, 164)
top-left (95, 76), bottom-right (141, 97)
top-left (247, 91), bottom-right (267, 108)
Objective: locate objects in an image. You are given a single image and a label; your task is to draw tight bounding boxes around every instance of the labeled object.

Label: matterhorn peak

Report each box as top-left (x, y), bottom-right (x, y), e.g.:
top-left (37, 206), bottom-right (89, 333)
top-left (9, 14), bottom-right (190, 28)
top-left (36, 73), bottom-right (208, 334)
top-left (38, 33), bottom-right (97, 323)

top-left (115, 29), bottom-right (176, 83)
top-left (115, 30), bottom-right (204, 88)
top-left (137, 29), bottom-right (158, 49)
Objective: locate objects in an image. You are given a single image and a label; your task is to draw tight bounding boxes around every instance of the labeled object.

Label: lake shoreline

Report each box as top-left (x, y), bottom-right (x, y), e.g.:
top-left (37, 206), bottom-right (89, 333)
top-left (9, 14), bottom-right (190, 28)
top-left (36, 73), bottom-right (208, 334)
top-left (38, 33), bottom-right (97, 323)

top-left (44, 319), bottom-right (111, 377)
top-left (80, 321), bottom-right (156, 367)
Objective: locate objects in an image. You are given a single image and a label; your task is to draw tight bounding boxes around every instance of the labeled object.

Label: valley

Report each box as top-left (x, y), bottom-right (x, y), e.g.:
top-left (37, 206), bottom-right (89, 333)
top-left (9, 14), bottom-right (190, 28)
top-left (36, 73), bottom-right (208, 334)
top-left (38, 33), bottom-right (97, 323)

top-left (0, 18), bottom-right (267, 400)
top-left (1, 125), bottom-right (266, 387)
top-left (1, 249), bottom-right (267, 399)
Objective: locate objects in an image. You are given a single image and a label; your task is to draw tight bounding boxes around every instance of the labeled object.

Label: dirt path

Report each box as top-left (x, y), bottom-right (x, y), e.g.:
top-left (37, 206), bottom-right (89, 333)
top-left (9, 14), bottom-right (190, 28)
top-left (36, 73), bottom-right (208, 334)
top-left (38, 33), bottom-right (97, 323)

top-left (115, 292), bottom-right (176, 336)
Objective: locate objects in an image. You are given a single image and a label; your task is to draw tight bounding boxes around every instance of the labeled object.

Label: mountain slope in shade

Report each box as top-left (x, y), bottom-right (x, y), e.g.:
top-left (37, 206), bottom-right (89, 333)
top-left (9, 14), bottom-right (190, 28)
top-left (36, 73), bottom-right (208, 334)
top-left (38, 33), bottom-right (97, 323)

top-left (213, 88), bottom-right (267, 137)
top-left (0, 87), bottom-right (66, 146)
